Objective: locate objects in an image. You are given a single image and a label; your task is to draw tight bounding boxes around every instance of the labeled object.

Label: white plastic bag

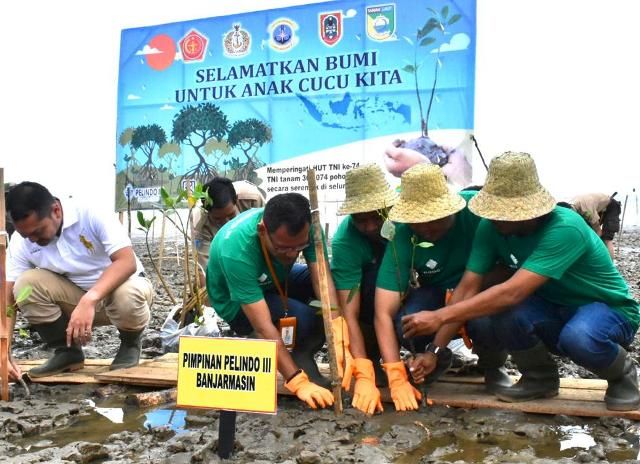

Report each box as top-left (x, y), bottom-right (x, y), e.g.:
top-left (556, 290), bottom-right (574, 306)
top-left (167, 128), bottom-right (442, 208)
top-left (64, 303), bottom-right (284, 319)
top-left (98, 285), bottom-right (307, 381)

top-left (160, 304), bottom-right (222, 353)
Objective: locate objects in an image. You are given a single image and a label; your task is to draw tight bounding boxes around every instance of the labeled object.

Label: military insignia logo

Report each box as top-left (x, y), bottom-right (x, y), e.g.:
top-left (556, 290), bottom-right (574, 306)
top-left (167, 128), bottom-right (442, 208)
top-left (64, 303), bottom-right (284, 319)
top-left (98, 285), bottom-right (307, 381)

top-left (224, 24), bottom-right (251, 58)
top-left (366, 4), bottom-right (396, 42)
top-left (79, 234), bottom-right (95, 254)
top-left (268, 18), bottom-right (299, 51)
top-left (319, 11), bottom-right (342, 47)
top-left (179, 28), bottom-right (208, 63)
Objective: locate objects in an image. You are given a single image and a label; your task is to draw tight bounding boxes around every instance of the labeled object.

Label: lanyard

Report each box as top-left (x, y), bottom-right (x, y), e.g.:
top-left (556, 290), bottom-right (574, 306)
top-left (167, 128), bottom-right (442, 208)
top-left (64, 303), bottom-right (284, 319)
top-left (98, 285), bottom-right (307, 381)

top-left (258, 229), bottom-right (289, 315)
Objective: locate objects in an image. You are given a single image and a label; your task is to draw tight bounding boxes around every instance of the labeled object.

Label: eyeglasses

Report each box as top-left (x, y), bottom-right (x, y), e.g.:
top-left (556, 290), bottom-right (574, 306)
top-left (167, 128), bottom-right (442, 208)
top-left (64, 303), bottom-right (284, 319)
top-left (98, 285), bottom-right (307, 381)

top-left (269, 236), bottom-right (310, 254)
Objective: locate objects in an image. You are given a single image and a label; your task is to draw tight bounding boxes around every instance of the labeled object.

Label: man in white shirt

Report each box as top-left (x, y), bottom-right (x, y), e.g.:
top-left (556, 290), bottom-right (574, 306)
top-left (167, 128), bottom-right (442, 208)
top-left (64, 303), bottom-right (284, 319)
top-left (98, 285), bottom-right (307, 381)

top-left (4, 182), bottom-right (153, 379)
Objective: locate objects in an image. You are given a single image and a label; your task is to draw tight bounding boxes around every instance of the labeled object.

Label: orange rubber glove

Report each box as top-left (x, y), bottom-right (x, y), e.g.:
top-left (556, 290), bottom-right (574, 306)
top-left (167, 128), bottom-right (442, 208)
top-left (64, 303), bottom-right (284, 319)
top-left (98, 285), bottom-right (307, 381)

top-left (382, 361), bottom-right (422, 411)
top-left (351, 358), bottom-right (383, 415)
top-left (331, 316), bottom-right (355, 390)
top-left (284, 370), bottom-right (335, 409)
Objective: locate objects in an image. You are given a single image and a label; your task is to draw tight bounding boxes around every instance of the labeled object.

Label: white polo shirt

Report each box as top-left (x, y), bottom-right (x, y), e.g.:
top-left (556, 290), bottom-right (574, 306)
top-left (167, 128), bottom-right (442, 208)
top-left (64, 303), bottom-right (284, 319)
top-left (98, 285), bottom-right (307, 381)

top-left (6, 200), bottom-right (144, 290)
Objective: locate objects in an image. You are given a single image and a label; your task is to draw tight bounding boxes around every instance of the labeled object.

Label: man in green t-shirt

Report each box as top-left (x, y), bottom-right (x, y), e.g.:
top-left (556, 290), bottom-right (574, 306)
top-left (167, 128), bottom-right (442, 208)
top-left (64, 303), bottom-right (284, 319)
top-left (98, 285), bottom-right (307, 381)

top-left (375, 163), bottom-right (510, 412)
top-left (401, 152), bottom-right (640, 411)
top-left (331, 164), bottom-right (398, 415)
top-left (206, 193), bottom-right (347, 409)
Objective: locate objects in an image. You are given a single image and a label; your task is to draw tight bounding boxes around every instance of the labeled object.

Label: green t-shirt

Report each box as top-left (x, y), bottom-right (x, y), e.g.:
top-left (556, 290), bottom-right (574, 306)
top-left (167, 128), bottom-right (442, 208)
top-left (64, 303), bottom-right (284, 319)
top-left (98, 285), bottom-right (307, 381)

top-left (331, 215), bottom-right (386, 291)
top-left (377, 191), bottom-right (480, 293)
top-left (206, 208), bottom-right (317, 322)
top-left (466, 206), bottom-right (640, 329)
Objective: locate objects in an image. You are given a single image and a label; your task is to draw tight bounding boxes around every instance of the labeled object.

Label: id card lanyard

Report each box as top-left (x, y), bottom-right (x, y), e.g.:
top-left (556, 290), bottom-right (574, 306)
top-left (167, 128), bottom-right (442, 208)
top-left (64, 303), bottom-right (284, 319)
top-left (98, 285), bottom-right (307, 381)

top-left (259, 227), bottom-right (297, 349)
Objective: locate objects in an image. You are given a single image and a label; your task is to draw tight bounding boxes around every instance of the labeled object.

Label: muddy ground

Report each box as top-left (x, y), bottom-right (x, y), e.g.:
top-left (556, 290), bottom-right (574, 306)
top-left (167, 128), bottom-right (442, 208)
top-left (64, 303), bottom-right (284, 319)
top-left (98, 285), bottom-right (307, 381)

top-left (3, 229), bottom-right (640, 463)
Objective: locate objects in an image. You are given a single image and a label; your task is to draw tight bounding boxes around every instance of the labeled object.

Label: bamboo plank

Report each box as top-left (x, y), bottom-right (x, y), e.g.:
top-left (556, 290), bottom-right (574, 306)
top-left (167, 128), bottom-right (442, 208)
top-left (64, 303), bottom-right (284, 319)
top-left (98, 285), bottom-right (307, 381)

top-left (422, 381), bottom-right (640, 420)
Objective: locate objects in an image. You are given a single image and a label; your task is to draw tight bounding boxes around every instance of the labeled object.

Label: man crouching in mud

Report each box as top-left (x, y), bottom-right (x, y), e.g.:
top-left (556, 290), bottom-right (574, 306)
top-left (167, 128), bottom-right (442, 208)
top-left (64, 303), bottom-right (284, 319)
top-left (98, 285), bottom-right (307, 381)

top-left (402, 152), bottom-right (640, 411)
top-left (4, 182), bottom-right (153, 380)
top-left (206, 193), bottom-right (352, 409)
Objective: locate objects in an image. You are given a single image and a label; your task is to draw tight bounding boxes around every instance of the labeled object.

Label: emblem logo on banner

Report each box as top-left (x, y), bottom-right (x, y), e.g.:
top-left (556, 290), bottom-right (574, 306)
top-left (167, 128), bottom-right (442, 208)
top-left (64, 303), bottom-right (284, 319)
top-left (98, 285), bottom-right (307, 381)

top-left (179, 28), bottom-right (209, 62)
top-left (224, 24), bottom-right (251, 58)
top-left (366, 4), bottom-right (396, 42)
top-left (319, 11), bottom-right (343, 47)
top-left (269, 18), bottom-right (299, 51)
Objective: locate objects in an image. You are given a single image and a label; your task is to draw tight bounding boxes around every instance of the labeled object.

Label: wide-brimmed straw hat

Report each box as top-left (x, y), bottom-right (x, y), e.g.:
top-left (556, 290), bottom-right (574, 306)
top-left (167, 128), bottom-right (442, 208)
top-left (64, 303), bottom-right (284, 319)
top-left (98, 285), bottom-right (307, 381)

top-left (389, 163), bottom-right (465, 223)
top-left (338, 164), bottom-right (398, 215)
top-left (468, 152), bottom-right (556, 221)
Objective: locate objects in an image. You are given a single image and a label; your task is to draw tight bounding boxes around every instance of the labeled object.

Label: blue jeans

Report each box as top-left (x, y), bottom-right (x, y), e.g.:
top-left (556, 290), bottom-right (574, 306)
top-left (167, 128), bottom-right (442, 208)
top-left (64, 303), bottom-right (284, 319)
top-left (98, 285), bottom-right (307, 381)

top-left (393, 286), bottom-right (503, 353)
top-left (229, 264), bottom-right (320, 343)
top-left (358, 263), bottom-right (379, 326)
top-left (492, 295), bottom-right (636, 370)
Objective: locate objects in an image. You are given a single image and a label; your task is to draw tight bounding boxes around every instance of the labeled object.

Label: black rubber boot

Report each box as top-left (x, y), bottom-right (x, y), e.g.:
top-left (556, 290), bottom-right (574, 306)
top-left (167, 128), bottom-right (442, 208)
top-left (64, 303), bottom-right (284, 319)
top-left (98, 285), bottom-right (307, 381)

top-left (494, 342), bottom-right (559, 402)
top-left (592, 347), bottom-right (640, 411)
top-left (291, 324), bottom-right (330, 388)
top-left (110, 329), bottom-right (143, 371)
top-left (28, 316), bottom-right (84, 378)
top-left (475, 348), bottom-right (513, 393)
top-left (361, 322), bottom-right (387, 387)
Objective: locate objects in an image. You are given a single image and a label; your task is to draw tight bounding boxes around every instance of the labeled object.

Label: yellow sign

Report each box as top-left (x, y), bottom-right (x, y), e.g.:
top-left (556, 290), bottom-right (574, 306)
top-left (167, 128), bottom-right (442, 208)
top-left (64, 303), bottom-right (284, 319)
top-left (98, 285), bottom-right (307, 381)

top-left (177, 336), bottom-right (278, 414)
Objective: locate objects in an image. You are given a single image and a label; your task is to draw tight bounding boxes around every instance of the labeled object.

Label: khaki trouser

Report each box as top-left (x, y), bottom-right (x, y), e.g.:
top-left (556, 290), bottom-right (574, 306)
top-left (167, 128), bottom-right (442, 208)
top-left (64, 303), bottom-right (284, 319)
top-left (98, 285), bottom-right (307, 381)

top-left (14, 269), bottom-right (152, 331)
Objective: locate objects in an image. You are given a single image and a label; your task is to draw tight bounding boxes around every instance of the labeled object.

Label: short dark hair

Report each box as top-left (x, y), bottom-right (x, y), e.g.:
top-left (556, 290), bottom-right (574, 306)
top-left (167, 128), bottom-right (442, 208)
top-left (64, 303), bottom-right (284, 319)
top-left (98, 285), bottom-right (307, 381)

top-left (556, 201), bottom-right (574, 210)
top-left (263, 193), bottom-right (311, 235)
top-left (6, 182), bottom-right (56, 222)
top-left (202, 177), bottom-right (237, 210)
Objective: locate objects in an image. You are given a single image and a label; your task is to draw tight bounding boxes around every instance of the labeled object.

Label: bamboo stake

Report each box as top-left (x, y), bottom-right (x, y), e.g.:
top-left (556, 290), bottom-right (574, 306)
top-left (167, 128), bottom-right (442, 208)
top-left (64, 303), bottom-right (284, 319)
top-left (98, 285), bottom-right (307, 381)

top-left (1, 169), bottom-right (9, 401)
top-left (307, 169), bottom-right (342, 414)
top-left (158, 215), bottom-right (166, 275)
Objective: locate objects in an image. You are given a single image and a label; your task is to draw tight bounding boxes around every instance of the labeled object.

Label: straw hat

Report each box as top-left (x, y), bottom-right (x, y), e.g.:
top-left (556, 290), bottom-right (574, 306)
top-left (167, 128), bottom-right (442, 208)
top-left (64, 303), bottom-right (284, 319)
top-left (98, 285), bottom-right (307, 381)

top-left (468, 152), bottom-right (556, 221)
top-left (388, 163), bottom-right (465, 223)
top-left (338, 164), bottom-right (398, 215)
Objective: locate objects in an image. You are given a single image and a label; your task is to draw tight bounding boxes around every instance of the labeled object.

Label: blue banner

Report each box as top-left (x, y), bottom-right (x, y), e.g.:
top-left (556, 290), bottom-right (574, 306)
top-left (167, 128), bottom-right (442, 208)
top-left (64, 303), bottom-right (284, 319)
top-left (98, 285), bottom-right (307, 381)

top-left (116, 0), bottom-right (476, 210)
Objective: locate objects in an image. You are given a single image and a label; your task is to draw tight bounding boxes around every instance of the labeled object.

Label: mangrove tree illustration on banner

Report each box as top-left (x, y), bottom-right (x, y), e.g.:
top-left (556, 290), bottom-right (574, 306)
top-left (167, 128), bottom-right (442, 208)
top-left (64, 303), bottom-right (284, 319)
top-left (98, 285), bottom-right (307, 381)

top-left (115, 0), bottom-right (476, 210)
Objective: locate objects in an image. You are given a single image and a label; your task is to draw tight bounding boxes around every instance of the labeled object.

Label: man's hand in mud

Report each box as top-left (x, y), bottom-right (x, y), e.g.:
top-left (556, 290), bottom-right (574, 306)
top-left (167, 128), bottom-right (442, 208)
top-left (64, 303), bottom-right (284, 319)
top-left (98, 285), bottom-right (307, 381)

top-left (66, 299), bottom-right (96, 347)
top-left (408, 353), bottom-right (437, 384)
top-left (284, 371), bottom-right (334, 409)
top-left (401, 310), bottom-right (443, 339)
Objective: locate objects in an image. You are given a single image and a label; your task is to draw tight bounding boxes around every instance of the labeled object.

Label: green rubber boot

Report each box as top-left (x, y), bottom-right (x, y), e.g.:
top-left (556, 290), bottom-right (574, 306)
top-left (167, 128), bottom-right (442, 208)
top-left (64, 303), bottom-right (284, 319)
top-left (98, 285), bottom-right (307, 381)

top-left (28, 316), bottom-right (84, 378)
top-left (592, 347), bottom-right (640, 411)
top-left (475, 347), bottom-right (513, 393)
top-left (291, 324), bottom-right (330, 388)
top-left (494, 342), bottom-right (559, 402)
top-left (110, 329), bottom-right (143, 371)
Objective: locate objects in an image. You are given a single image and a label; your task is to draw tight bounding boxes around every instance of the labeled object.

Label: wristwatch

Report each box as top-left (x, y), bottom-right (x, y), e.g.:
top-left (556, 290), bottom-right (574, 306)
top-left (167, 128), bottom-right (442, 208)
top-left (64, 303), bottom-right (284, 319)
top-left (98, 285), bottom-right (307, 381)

top-left (425, 343), bottom-right (442, 356)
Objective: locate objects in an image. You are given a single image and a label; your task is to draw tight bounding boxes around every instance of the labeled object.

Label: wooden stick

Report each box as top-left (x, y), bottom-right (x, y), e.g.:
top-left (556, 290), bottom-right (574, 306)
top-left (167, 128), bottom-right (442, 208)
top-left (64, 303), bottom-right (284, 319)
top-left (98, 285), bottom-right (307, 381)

top-left (307, 168), bottom-right (342, 414)
top-left (0, 169), bottom-right (9, 401)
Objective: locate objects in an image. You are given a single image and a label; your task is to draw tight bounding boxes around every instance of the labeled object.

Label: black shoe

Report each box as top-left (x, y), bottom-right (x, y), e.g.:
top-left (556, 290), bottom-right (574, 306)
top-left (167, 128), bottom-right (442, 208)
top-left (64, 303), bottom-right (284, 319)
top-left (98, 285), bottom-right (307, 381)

top-left (110, 329), bottom-right (143, 370)
top-left (29, 316), bottom-right (85, 378)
